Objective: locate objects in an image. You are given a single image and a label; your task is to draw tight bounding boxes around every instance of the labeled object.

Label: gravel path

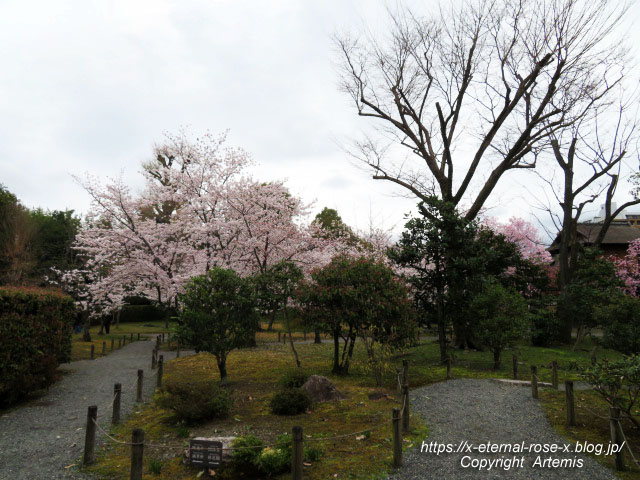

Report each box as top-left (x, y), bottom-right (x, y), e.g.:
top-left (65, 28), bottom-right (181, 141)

top-left (0, 338), bottom-right (164, 480)
top-left (387, 379), bottom-right (617, 480)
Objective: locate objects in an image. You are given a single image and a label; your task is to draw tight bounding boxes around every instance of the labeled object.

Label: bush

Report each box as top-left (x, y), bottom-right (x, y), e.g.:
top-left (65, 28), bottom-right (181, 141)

top-left (257, 447), bottom-right (290, 476)
top-left (279, 369), bottom-right (309, 389)
top-left (157, 378), bottom-right (231, 424)
top-left (580, 355), bottom-right (640, 428)
top-left (470, 281), bottom-right (529, 369)
top-left (231, 434), bottom-right (264, 473)
top-left (119, 304), bottom-right (163, 323)
top-left (530, 307), bottom-right (564, 347)
top-left (0, 287), bottom-right (75, 407)
top-left (597, 295), bottom-right (640, 354)
top-left (270, 388), bottom-right (311, 415)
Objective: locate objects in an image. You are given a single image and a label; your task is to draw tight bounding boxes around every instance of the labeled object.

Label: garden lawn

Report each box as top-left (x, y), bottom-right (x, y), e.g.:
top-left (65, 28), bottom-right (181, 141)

top-left (71, 321), bottom-right (172, 361)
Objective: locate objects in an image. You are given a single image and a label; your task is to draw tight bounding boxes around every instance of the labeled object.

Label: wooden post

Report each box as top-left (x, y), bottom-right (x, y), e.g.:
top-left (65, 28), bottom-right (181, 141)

top-left (136, 369), bottom-right (144, 403)
top-left (130, 428), bottom-right (145, 480)
top-left (112, 383), bottom-right (121, 425)
top-left (130, 333), bottom-right (133, 342)
top-left (137, 332), bottom-right (140, 341)
top-left (551, 361), bottom-right (558, 390)
top-left (111, 338), bottom-right (114, 351)
top-left (446, 356), bottom-right (452, 380)
top-left (291, 426), bottom-right (303, 480)
top-left (392, 408), bottom-right (402, 467)
top-left (610, 407), bottom-right (626, 471)
top-left (278, 331), bottom-right (281, 342)
top-left (118, 338), bottom-right (122, 349)
top-left (123, 335), bottom-right (126, 346)
top-left (151, 348), bottom-right (157, 369)
top-left (157, 355), bottom-right (164, 389)
top-left (531, 366), bottom-right (538, 399)
top-left (565, 381), bottom-right (575, 426)
top-left (401, 384), bottom-right (410, 432)
top-left (83, 405), bottom-right (97, 465)
top-left (102, 341), bottom-right (106, 355)
top-left (90, 344), bottom-right (95, 360)
top-left (512, 355), bottom-right (518, 380)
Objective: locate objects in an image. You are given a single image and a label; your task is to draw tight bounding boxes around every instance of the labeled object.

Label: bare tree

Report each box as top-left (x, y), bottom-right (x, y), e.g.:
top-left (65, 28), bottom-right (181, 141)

top-left (536, 89), bottom-right (640, 342)
top-left (336, 0), bottom-right (629, 220)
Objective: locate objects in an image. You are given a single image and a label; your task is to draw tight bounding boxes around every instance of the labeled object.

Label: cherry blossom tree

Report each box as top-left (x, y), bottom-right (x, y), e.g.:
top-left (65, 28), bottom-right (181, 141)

top-left (614, 239), bottom-right (640, 297)
top-left (483, 217), bottom-right (552, 264)
top-left (66, 130), bottom-right (339, 312)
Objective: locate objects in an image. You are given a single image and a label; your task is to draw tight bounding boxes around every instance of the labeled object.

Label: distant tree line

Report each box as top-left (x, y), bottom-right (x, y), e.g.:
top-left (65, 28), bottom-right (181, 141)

top-left (0, 184), bottom-right (80, 285)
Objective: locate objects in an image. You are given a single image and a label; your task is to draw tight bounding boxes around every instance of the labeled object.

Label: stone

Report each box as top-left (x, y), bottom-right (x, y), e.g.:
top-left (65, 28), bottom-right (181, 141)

top-left (491, 379), bottom-right (552, 388)
top-left (368, 391), bottom-right (391, 401)
top-left (301, 375), bottom-right (346, 403)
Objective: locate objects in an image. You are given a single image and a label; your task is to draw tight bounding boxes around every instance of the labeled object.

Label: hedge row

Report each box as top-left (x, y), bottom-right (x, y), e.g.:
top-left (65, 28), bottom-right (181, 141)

top-left (0, 287), bottom-right (75, 407)
top-left (118, 304), bottom-right (164, 323)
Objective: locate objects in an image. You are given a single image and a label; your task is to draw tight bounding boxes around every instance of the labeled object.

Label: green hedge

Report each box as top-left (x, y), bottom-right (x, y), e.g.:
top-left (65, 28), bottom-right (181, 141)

top-left (118, 304), bottom-right (163, 323)
top-left (0, 287), bottom-right (75, 407)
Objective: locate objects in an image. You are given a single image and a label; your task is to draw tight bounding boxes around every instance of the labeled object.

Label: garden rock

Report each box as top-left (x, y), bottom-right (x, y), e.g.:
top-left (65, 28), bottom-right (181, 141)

top-left (301, 375), bottom-right (345, 403)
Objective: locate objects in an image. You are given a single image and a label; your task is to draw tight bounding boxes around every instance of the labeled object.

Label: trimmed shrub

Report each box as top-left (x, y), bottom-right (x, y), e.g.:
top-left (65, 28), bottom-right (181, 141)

top-left (270, 388), bottom-right (311, 415)
top-left (157, 378), bottom-right (231, 424)
top-left (256, 447), bottom-right (289, 476)
top-left (279, 369), bottom-right (309, 389)
top-left (0, 287), bottom-right (75, 407)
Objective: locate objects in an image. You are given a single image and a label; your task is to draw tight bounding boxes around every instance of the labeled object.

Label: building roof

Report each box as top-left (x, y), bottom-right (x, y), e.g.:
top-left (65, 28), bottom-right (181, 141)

top-left (548, 223), bottom-right (640, 253)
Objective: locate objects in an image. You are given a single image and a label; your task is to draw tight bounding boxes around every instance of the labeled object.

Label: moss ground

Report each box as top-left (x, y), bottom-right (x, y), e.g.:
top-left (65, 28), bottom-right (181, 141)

top-left (84, 331), bottom-right (628, 479)
top-left (539, 389), bottom-right (640, 479)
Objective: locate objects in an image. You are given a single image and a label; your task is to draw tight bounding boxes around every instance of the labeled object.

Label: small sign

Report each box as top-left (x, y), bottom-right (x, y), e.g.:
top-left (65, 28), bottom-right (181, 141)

top-left (189, 438), bottom-right (223, 467)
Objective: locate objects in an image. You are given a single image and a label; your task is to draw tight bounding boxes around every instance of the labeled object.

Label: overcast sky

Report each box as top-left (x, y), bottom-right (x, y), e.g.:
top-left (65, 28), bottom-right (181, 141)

top-left (2, 0), bottom-right (640, 239)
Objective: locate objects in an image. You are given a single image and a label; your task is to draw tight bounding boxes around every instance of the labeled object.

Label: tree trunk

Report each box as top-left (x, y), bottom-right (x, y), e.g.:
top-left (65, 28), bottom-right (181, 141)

top-left (82, 311), bottom-right (91, 342)
top-left (267, 309), bottom-right (276, 331)
top-left (436, 284), bottom-right (447, 363)
top-left (104, 316), bottom-right (111, 334)
top-left (217, 355), bottom-right (228, 381)
top-left (332, 328), bottom-right (341, 374)
top-left (284, 308), bottom-right (301, 368)
top-left (557, 154), bottom-right (576, 344)
top-left (493, 349), bottom-right (501, 370)
top-left (314, 328), bottom-right (322, 344)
